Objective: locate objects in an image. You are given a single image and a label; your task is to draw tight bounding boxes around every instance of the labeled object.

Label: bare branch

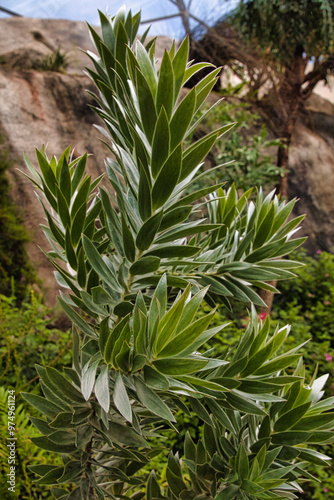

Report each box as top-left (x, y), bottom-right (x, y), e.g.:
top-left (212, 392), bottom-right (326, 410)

top-left (301, 56), bottom-right (334, 99)
top-left (141, 13), bottom-right (181, 25)
top-left (0, 6), bottom-right (22, 16)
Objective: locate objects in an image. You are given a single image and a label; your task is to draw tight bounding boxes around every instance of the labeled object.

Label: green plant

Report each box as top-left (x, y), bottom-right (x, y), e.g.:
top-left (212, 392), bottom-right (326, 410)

top-left (40, 48), bottom-right (69, 72)
top-left (0, 288), bottom-right (71, 388)
top-left (203, 250), bottom-right (334, 499)
top-left (21, 7), bottom-right (334, 499)
top-left (0, 133), bottom-right (35, 300)
top-left (271, 250), bottom-right (334, 500)
top-left (0, 386), bottom-right (65, 500)
top-left (273, 250), bottom-right (334, 347)
top-left (0, 288), bottom-right (71, 499)
top-left (190, 100), bottom-right (284, 192)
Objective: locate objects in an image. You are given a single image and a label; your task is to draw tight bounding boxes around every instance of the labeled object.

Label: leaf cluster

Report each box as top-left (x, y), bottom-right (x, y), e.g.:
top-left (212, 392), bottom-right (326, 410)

top-left (232, 0), bottom-right (334, 64)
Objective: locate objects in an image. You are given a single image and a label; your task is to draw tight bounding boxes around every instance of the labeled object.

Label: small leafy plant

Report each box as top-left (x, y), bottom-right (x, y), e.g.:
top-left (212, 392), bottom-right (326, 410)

top-left (22, 7), bottom-right (334, 499)
top-left (190, 101), bottom-right (284, 193)
top-left (40, 47), bottom-right (69, 73)
top-left (0, 289), bottom-right (71, 499)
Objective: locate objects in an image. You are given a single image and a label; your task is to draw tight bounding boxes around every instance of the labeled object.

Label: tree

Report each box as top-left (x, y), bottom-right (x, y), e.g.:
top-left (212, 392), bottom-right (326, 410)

top-left (232, 0), bottom-right (334, 195)
top-left (21, 7), bottom-right (334, 499)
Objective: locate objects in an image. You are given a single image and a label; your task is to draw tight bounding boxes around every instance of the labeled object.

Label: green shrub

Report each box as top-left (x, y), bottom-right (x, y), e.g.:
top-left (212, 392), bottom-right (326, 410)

top-left (271, 251), bottom-right (334, 499)
top-left (20, 7), bottom-right (334, 499)
top-left (0, 289), bottom-right (71, 499)
top-left (189, 100), bottom-right (284, 193)
top-left (273, 249), bottom-right (334, 348)
top-left (0, 135), bottom-right (35, 300)
top-left (0, 386), bottom-right (64, 500)
top-left (204, 250), bottom-right (334, 499)
top-left (40, 48), bottom-right (69, 73)
top-left (0, 289), bottom-right (71, 387)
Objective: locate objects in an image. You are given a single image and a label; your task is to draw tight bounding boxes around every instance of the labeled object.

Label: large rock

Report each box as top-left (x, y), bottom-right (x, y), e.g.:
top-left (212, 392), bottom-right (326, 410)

top-left (0, 17), bottom-right (94, 73)
top-left (0, 17), bottom-right (172, 73)
top-left (289, 99), bottom-right (334, 251)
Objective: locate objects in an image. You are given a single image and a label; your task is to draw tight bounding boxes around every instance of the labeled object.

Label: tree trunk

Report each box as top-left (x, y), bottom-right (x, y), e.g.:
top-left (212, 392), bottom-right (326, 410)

top-left (260, 46), bottom-right (307, 312)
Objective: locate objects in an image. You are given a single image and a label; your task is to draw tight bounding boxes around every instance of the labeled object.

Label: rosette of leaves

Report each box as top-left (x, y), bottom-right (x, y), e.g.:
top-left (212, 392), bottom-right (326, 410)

top-left (21, 6), bottom-right (334, 500)
top-left (159, 313), bottom-right (334, 499)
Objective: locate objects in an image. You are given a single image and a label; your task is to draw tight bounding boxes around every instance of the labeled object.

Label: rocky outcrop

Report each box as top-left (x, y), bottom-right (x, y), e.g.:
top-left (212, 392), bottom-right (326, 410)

top-left (289, 98), bottom-right (334, 251)
top-left (0, 17), bottom-right (333, 303)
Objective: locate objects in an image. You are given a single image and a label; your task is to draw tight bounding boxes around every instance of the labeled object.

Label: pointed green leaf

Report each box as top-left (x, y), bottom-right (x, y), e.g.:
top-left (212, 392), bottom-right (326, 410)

top-left (153, 357), bottom-right (208, 375)
top-left (158, 310), bottom-right (215, 357)
top-left (130, 256), bottom-right (161, 275)
top-left (94, 365), bottom-right (110, 413)
top-left (135, 377), bottom-right (175, 421)
top-left (21, 393), bottom-right (63, 419)
top-left (156, 50), bottom-right (174, 118)
top-left (30, 436), bottom-right (76, 454)
top-left (144, 365), bottom-right (169, 390)
top-left (180, 123), bottom-right (235, 181)
top-left (136, 68), bottom-right (157, 143)
top-left (36, 149), bottom-right (57, 196)
top-left (138, 161), bottom-right (152, 221)
top-left (172, 36), bottom-right (189, 101)
top-left (160, 205), bottom-right (192, 232)
top-left (152, 144), bottom-right (182, 210)
top-left (146, 244), bottom-right (201, 258)
top-left (114, 372), bottom-right (132, 422)
top-left (136, 40), bottom-right (157, 95)
top-left (58, 297), bottom-right (96, 338)
top-left (136, 210), bottom-right (164, 250)
top-left (170, 88), bottom-right (196, 151)
top-left (151, 107), bottom-right (170, 179)
top-left (122, 215), bottom-right (136, 262)
top-left (81, 360), bottom-right (99, 401)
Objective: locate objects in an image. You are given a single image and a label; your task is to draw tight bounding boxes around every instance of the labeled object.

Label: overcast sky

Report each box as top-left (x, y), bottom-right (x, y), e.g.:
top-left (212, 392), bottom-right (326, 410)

top-left (1, 1), bottom-right (237, 37)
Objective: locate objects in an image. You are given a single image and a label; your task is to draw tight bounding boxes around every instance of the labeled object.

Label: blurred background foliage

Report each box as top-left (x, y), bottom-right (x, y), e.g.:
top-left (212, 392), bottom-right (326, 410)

top-left (0, 133), bottom-right (35, 301)
top-left (189, 98), bottom-right (284, 193)
top-left (0, 288), bottom-right (71, 499)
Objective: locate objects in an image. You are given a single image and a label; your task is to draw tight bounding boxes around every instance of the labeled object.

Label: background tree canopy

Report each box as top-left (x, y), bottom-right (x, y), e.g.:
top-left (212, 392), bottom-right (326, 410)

top-left (234, 0), bottom-right (334, 64)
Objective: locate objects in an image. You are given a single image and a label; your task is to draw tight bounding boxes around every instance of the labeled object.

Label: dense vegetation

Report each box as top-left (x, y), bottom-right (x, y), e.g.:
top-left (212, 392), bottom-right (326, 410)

top-left (1, 250), bottom-right (334, 499)
top-left (0, 132), bottom-right (35, 300)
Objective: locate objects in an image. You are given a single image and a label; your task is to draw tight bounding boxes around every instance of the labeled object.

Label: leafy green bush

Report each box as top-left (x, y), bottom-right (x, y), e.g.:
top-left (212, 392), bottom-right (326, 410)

top-left (20, 7), bottom-right (334, 499)
top-left (271, 250), bottom-right (334, 499)
top-left (40, 48), bottom-right (69, 73)
top-left (0, 289), bottom-right (71, 499)
top-left (203, 250), bottom-right (334, 499)
top-left (189, 100), bottom-right (284, 193)
top-left (0, 289), bottom-right (71, 387)
top-left (273, 249), bottom-right (334, 349)
top-left (0, 386), bottom-right (64, 500)
top-left (0, 134), bottom-right (35, 300)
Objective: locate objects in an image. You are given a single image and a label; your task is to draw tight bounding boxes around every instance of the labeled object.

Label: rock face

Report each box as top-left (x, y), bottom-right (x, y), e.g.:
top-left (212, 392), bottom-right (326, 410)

top-left (0, 17), bottom-right (333, 303)
top-left (289, 97), bottom-right (334, 251)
